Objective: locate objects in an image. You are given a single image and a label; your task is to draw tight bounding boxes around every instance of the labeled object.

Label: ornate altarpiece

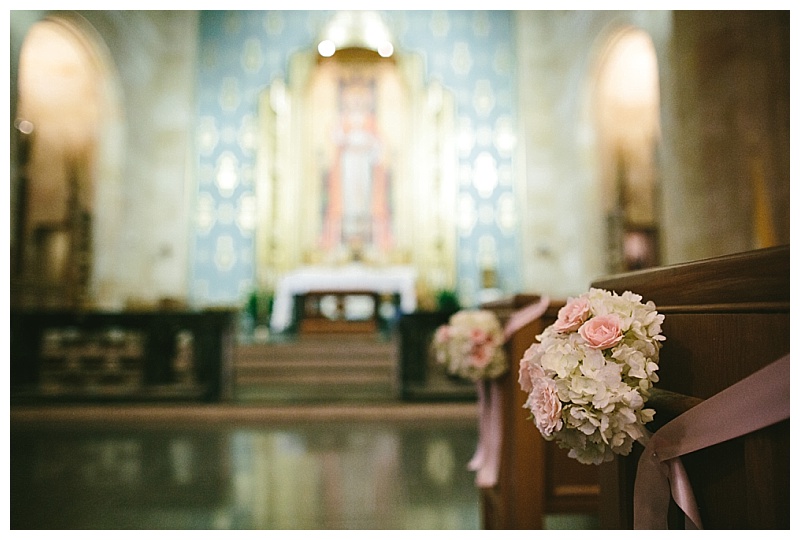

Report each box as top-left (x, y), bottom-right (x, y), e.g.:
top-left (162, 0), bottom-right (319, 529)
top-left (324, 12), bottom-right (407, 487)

top-left (255, 47), bottom-right (458, 307)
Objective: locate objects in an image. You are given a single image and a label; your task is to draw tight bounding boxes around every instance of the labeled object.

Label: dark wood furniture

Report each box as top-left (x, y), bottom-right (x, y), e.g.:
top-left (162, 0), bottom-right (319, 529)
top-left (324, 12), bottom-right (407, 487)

top-left (593, 245), bottom-right (790, 529)
top-left (396, 309), bottom-right (475, 401)
top-left (479, 295), bottom-right (600, 529)
top-left (10, 309), bottom-right (237, 403)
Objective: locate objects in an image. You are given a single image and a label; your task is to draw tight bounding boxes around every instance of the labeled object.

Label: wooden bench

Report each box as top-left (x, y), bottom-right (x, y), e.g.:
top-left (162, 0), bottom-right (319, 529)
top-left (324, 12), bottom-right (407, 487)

top-left (480, 295), bottom-right (600, 529)
top-left (592, 245), bottom-right (790, 529)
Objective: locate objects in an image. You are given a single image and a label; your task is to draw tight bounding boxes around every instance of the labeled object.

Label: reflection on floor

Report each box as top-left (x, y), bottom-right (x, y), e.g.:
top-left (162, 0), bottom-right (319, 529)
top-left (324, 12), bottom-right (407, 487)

top-left (10, 404), bottom-right (600, 530)
top-left (10, 332), bottom-right (600, 530)
top-left (11, 415), bottom-right (481, 529)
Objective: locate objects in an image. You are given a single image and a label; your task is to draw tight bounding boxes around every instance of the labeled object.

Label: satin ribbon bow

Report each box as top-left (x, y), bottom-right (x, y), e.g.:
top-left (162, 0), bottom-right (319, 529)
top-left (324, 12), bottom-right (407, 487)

top-left (634, 354), bottom-right (790, 529)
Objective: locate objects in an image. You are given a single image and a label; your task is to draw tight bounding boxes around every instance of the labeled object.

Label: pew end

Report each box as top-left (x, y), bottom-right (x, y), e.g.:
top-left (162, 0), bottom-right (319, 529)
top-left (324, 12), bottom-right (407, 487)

top-left (593, 245), bottom-right (790, 529)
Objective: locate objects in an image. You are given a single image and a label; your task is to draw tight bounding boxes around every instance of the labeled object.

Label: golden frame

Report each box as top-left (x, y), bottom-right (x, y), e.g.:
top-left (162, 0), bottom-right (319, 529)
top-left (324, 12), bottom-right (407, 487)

top-left (255, 47), bottom-right (458, 308)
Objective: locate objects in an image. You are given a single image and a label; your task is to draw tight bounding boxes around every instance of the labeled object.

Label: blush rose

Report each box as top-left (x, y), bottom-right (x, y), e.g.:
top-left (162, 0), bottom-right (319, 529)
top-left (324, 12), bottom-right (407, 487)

top-left (579, 314), bottom-right (624, 349)
top-left (554, 297), bottom-right (591, 333)
top-left (526, 375), bottom-right (563, 437)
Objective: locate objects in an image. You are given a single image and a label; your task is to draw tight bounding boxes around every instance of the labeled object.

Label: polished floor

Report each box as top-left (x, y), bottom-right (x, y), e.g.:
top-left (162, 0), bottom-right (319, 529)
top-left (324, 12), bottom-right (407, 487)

top-left (10, 402), bottom-right (600, 530)
top-left (10, 403), bottom-right (481, 530)
top-left (10, 332), bottom-right (599, 530)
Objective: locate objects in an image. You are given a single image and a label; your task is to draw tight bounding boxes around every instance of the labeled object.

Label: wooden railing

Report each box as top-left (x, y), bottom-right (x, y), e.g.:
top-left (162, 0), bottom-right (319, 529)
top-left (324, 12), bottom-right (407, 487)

top-left (11, 309), bottom-right (237, 403)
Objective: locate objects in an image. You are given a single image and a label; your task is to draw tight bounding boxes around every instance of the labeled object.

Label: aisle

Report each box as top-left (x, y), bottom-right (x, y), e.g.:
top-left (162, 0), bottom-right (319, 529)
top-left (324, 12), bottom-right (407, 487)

top-left (10, 405), bottom-right (481, 530)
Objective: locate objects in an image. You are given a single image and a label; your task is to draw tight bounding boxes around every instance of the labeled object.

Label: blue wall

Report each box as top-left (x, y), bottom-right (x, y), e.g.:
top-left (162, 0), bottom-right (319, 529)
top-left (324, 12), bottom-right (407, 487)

top-left (191, 10), bottom-right (520, 309)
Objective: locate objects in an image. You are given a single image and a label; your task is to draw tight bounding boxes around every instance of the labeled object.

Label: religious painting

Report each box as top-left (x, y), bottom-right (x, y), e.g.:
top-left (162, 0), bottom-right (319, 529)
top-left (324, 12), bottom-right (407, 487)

top-left (307, 50), bottom-right (407, 263)
top-left (319, 75), bottom-right (393, 257)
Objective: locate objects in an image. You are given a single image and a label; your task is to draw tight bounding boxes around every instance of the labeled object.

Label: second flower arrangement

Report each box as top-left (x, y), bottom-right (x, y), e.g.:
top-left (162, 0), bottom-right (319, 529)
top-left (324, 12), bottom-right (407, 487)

top-left (433, 309), bottom-right (508, 382)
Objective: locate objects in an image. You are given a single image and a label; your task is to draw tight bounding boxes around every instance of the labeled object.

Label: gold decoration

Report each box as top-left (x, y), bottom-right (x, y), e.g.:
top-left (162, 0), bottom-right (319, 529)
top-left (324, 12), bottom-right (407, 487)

top-left (254, 43), bottom-right (458, 298)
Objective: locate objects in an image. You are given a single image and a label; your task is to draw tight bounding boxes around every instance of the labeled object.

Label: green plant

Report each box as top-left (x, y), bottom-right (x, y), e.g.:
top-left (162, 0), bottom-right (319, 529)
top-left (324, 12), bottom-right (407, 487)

top-left (435, 289), bottom-right (461, 312)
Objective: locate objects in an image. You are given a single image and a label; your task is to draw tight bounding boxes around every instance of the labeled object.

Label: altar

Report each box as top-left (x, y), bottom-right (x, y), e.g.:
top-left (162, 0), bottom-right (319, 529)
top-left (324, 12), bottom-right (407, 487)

top-left (270, 264), bottom-right (417, 333)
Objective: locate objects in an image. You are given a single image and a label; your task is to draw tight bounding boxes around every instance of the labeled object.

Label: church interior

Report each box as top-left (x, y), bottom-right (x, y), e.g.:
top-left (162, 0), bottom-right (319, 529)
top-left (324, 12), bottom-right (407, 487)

top-left (8, 10), bottom-right (791, 530)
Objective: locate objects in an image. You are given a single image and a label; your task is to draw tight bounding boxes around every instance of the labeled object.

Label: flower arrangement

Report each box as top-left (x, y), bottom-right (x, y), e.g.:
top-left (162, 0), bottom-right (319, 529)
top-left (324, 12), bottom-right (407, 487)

top-left (518, 288), bottom-right (665, 465)
top-left (433, 309), bottom-right (508, 381)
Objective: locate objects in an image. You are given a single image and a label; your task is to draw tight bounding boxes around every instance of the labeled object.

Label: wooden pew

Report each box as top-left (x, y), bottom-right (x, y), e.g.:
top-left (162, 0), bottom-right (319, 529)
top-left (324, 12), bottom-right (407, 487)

top-left (592, 245), bottom-right (790, 529)
top-left (10, 309), bottom-right (237, 403)
top-left (480, 295), bottom-right (600, 529)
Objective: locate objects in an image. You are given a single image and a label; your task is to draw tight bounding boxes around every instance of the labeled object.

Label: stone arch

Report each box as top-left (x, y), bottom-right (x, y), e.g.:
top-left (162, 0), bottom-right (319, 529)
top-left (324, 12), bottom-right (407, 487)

top-left (586, 25), bottom-right (662, 273)
top-left (11, 12), bottom-right (122, 309)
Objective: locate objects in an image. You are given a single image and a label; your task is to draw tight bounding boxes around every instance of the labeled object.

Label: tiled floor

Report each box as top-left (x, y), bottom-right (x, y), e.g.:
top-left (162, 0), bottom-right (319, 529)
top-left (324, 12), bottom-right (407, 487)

top-left (10, 405), bottom-right (482, 530)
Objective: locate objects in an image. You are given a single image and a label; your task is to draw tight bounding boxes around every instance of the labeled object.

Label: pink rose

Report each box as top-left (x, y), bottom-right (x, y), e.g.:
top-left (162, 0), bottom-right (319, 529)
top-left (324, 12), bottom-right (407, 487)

top-left (434, 325), bottom-right (451, 344)
top-left (470, 328), bottom-right (489, 345)
top-left (518, 344), bottom-right (543, 392)
top-left (526, 375), bottom-right (563, 437)
top-left (471, 345), bottom-right (492, 368)
top-left (553, 297), bottom-right (591, 333)
top-left (519, 344), bottom-right (563, 437)
top-left (519, 363), bottom-right (532, 393)
top-left (579, 314), bottom-right (624, 349)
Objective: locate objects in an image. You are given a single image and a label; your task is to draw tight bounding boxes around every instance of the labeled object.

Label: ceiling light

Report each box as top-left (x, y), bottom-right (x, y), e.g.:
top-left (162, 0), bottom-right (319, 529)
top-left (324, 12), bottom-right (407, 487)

top-left (318, 39), bottom-right (336, 58)
top-left (377, 42), bottom-right (394, 58)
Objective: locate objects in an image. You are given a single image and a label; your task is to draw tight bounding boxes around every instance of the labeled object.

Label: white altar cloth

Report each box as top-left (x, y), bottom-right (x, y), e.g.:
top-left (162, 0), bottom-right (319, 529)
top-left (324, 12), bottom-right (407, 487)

top-left (270, 264), bottom-right (417, 332)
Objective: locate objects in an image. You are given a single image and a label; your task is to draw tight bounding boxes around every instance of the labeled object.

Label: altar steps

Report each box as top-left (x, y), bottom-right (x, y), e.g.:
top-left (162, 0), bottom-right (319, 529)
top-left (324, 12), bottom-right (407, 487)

top-left (233, 335), bottom-right (398, 402)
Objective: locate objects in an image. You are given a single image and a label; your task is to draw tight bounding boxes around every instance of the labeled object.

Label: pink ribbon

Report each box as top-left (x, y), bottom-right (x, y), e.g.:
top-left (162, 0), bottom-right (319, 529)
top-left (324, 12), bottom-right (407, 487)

top-left (469, 296), bottom-right (550, 488)
top-left (503, 296), bottom-right (550, 341)
top-left (468, 379), bottom-right (503, 488)
top-left (634, 354), bottom-right (790, 529)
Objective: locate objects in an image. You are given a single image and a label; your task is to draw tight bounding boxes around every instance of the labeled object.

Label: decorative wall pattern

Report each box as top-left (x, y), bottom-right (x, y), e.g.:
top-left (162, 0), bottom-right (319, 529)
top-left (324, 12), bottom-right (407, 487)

top-left (191, 10), bottom-right (519, 309)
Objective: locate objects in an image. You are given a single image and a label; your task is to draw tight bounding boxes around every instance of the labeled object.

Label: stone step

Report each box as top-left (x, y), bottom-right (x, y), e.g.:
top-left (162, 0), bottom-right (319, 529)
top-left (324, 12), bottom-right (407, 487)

top-left (235, 371), bottom-right (394, 386)
top-left (236, 360), bottom-right (393, 381)
top-left (236, 358), bottom-right (393, 374)
top-left (232, 336), bottom-right (398, 398)
top-left (236, 339), bottom-right (396, 361)
top-left (236, 350), bottom-right (395, 365)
